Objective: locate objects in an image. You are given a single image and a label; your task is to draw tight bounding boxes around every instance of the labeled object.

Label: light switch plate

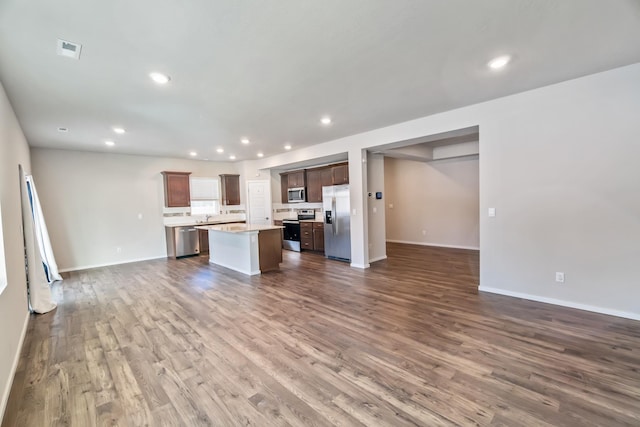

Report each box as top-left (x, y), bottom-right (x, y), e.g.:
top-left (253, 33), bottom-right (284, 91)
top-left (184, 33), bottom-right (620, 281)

top-left (488, 207), bottom-right (496, 217)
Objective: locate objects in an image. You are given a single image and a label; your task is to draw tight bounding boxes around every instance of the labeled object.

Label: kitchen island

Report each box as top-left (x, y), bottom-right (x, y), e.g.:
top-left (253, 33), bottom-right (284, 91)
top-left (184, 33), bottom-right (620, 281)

top-left (195, 223), bottom-right (284, 275)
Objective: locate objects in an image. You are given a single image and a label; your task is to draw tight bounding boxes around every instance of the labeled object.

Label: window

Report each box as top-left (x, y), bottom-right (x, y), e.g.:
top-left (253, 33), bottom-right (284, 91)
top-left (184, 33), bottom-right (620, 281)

top-left (190, 177), bottom-right (219, 215)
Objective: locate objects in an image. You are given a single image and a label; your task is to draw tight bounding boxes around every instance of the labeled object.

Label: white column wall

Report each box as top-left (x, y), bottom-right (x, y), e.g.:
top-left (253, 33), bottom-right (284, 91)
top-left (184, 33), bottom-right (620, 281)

top-left (348, 148), bottom-right (369, 268)
top-left (367, 153), bottom-right (387, 262)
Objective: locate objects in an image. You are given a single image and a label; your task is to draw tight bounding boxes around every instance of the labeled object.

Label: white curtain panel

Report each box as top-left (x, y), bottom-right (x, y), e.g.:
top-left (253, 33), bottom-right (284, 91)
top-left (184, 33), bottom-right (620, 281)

top-left (22, 174), bottom-right (58, 313)
top-left (25, 175), bottom-right (62, 282)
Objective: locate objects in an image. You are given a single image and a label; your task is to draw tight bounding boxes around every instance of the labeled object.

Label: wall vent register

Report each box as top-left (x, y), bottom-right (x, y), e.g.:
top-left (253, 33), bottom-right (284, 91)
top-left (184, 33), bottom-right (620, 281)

top-left (56, 39), bottom-right (82, 59)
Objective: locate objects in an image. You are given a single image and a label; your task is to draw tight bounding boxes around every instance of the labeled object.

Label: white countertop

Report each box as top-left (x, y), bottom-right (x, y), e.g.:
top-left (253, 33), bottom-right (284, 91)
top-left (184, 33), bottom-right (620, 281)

top-left (195, 223), bottom-right (284, 233)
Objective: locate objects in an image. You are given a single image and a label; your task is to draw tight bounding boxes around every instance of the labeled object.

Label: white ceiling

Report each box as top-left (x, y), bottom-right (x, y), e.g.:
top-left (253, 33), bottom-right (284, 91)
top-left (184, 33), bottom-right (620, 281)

top-left (1, 0), bottom-right (639, 162)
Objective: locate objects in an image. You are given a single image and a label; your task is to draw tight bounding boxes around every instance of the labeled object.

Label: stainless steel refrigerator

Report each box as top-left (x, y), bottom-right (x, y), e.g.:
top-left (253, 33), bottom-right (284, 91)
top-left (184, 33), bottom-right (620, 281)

top-left (323, 184), bottom-right (351, 262)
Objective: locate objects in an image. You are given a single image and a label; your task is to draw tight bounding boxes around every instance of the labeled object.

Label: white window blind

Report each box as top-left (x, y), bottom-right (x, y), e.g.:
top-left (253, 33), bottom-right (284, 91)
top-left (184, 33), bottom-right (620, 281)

top-left (190, 177), bottom-right (219, 200)
top-left (190, 177), bottom-right (219, 215)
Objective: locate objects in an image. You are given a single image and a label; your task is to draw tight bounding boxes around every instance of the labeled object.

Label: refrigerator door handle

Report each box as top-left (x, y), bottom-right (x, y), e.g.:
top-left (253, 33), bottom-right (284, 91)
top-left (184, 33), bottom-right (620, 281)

top-left (332, 197), bottom-right (337, 235)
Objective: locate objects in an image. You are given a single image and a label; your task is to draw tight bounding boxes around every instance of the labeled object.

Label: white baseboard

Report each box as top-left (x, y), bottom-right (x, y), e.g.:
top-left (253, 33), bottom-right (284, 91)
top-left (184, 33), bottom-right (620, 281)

top-left (368, 255), bottom-right (387, 263)
top-left (350, 262), bottom-right (370, 269)
top-left (0, 310), bottom-right (30, 423)
top-left (386, 239), bottom-right (479, 251)
top-left (479, 286), bottom-right (640, 321)
top-left (58, 255), bottom-right (167, 273)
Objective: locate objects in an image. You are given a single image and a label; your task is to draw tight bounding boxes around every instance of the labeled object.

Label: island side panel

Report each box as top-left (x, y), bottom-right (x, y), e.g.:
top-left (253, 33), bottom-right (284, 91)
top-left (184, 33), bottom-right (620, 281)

top-left (208, 230), bottom-right (260, 275)
top-left (258, 229), bottom-right (283, 273)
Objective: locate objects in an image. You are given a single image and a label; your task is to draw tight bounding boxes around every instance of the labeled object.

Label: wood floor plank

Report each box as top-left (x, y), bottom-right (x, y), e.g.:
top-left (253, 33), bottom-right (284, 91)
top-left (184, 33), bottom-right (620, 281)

top-left (3, 243), bottom-right (640, 426)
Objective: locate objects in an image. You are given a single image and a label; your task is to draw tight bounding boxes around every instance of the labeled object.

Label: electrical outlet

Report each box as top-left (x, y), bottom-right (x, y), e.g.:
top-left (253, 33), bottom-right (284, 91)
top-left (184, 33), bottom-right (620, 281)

top-left (422, 229), bottom-right (427, 236)
top-left (555, 272), bottom-right (565, 283)
top-left (116, 247), bottom-right (122, 254)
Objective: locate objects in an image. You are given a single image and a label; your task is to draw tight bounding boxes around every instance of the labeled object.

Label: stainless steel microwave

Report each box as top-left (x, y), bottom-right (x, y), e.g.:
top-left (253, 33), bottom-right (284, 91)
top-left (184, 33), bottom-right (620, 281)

top-left (287, 187), bottom-right (306, 203)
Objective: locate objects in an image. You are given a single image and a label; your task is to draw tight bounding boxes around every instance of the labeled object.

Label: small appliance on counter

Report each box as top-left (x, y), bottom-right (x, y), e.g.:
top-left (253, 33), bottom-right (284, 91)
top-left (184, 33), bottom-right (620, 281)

top-left (323, 185), bottom-right (351, 262)
top-left (282, 209), bottom-right (316, 252)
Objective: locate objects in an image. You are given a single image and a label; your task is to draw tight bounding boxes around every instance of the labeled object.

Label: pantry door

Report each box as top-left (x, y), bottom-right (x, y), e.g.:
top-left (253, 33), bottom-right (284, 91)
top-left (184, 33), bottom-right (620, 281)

top-left (246, 180), bottom-right (272, 225)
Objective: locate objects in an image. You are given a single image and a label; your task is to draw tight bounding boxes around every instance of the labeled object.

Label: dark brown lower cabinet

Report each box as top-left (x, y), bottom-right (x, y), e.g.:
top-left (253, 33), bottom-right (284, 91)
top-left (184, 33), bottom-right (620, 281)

top-left (312, 222), bottom-right (324, 252)
top-left (300, 221), bottom-right (324, 252)
top-left (258, 228), bottom-right (283, 273)
top-left (198, 229), bottom-right (209, 254)
top-left (301, 222), bottom-right (313, 250)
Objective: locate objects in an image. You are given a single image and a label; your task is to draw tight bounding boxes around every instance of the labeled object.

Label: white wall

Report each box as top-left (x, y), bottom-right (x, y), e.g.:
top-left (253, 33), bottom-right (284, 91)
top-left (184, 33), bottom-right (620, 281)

top-left (270, 169), bottom-right (283, 203)
top-left (247, 63), bottom-right (640, 319)
top-left (384, 156), bottom-right (479, 249)
top-left (0, 81), bottom-right (31, 421)
top-left (367, 153), bottom-right (386, 262)
top-left (30, 149), bottom-right (240, 271)
top-left (477, 66), bottom-right (640, 319)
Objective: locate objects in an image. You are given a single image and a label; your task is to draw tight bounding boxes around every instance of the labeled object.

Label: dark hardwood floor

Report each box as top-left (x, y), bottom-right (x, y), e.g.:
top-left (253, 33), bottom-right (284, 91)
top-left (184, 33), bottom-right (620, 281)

top-left (3, 243), bottom-right (640, 426)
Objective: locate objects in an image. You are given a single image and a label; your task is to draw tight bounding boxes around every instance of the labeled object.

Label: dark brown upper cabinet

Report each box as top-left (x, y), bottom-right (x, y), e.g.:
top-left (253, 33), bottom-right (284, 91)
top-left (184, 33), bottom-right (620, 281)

top-left (280, 174), bottom-right (288, 203)
top-left (331, 163), bottom-right (349, 185)
top-left (306, 163), bottom-right (348, 203)
top-left (305, 168), bottom-right (323, 203)
top-left (220, 174), bottom-right (240, 205)
top-left (287, 170), bottom-right (306, 188)
top-left (161, 171), bottom-right (191, 207)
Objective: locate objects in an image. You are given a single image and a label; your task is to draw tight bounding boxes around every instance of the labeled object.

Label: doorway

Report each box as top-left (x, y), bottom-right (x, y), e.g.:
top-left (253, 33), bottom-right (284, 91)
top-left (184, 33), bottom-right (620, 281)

top-left (367, 126), bottom-right (480, 283)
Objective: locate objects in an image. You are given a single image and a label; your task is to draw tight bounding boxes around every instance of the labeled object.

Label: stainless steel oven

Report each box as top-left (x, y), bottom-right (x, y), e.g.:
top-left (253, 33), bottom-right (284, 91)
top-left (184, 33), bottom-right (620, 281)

top-left (282, 210), bottom-right (316, 252)
top-left (282, 220), bottom-right (301, 251)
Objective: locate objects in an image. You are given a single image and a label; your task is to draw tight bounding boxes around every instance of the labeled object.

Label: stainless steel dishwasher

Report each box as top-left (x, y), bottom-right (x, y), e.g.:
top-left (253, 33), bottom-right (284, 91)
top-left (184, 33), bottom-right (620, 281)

top-left (165, 226), bottom-right (200, 258)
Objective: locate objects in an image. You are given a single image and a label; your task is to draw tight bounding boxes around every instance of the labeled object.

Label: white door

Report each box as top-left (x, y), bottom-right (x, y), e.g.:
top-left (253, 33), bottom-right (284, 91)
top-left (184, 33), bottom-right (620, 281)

top-left (246, 180), bottom-right (272, 225)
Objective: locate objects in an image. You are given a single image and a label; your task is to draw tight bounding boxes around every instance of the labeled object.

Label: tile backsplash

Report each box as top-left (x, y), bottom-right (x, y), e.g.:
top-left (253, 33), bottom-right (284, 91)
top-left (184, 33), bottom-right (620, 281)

top-left (272, 205), bottom-right (323, 221)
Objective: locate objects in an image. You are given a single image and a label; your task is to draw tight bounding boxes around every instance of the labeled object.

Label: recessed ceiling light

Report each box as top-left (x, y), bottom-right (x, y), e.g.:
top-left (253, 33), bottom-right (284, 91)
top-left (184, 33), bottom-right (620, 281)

top-left (216, 148), bottom-right (224, 153)
top-left (241, 138), bottom-right (250, 144)
top-left (229, 155), bottom-right (236, 160)
top-left (320, 116), bottom-right (332, 125)
top-left (105, 140), bottom-right (115, 146)
top-left (257, 152), bottom-right (264, 158)
top-left (57, 127), bottom-right (68, 133)
top-left (488, 55), bottom-right (511, 70)
top-left (113, 127), bottom-right (126, 134)
top-left (284, 144), bottom-right (292, 150)
top-left (149, 72), bottom-right (171, 84)
top-left (189, 151), bottom-right (197, 156)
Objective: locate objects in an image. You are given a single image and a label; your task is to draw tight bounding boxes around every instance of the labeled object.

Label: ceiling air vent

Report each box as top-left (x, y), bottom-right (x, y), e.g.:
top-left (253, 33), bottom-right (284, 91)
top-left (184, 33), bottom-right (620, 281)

top-left (56, 39), bottom-right (82, 59)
